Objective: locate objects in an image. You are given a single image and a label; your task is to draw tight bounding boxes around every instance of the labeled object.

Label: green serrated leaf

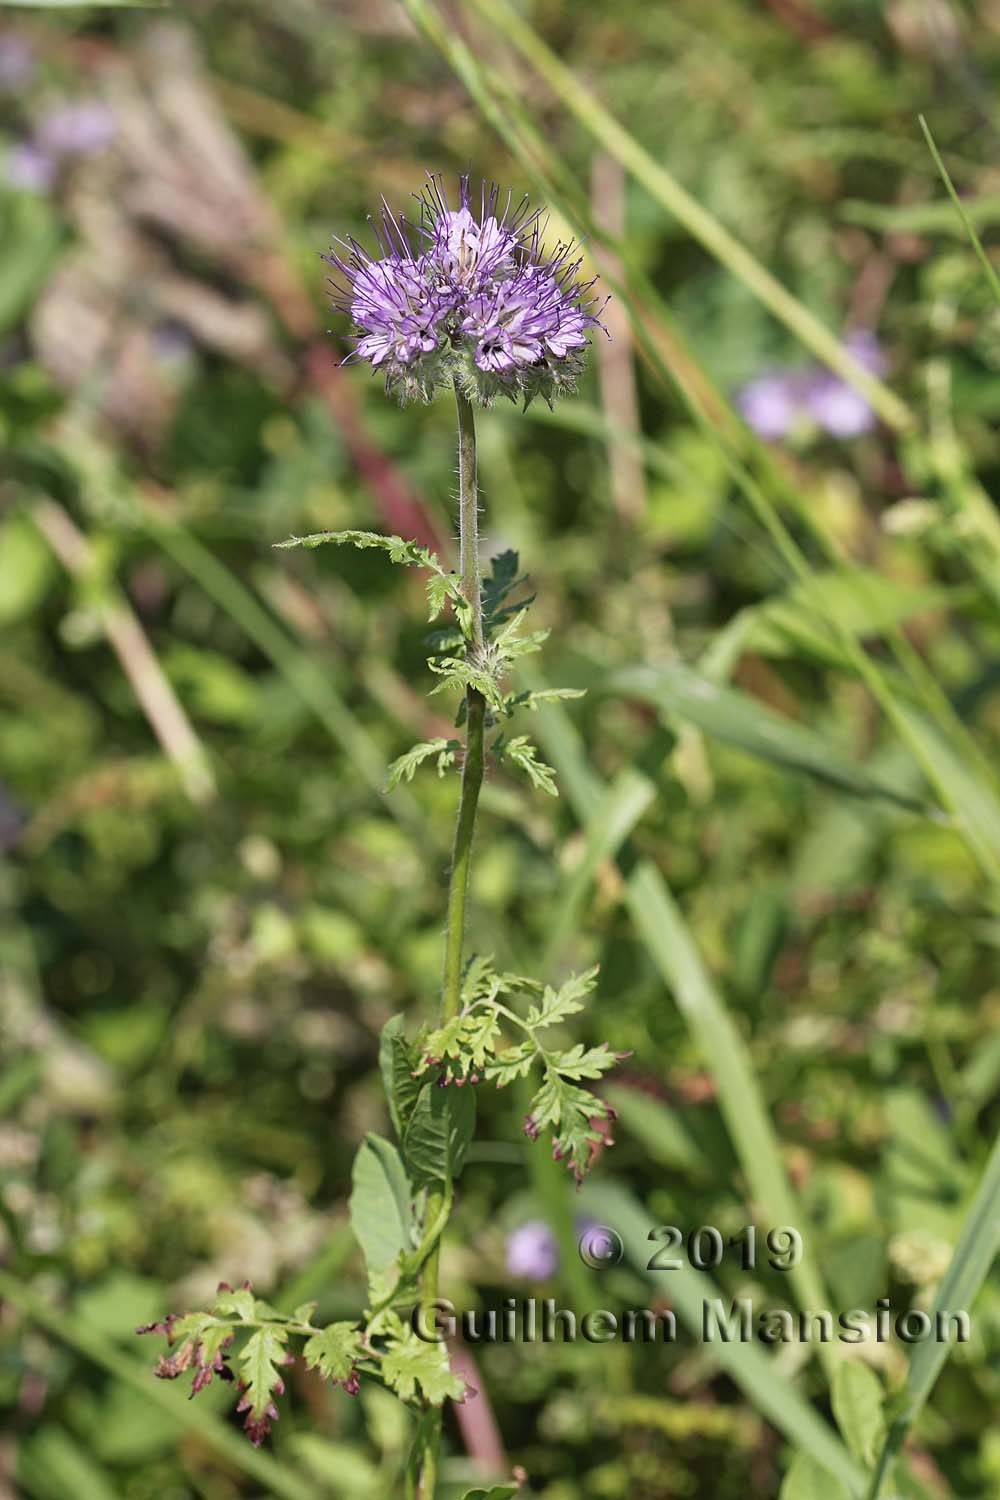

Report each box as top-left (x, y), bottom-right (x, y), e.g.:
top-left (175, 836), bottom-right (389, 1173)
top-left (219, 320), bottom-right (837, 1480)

top-left (482, 549), bottom-right (525, 626)
top-left (385, 739), bottom-right (456, 792)
top-left (494, 735), bottom-right (558, 795)
top-left (349, 1135), bottom-right (414, 1274)
top-left (832, 1362), bottom-right (886, 1468)
top-left (302, 1322), bottom-right (363, 1384)
top-left (403, 1082), bottom-right (476, 1187)
top-left (419, 1010), bottom-right (501, 1075)
top-left (529, 1068), bottom-right (613, 1180)
top-left (484, 1039), bottom-right (535, 1086)
top-left (429, 656), bottom-right (507, 710)
top-left (515, 687), bottom-right (587, 710)
top-left (526, 967), bottom-right (598, 1028)
top-left (548, 1042), bottom-right (618, 1081)
top-left (462, 1488), bottom-right (519, 1500)
top-left (379, 1017), bottom-right (423, 1139)
top-left (212, 1288), bottom-right (256, 1322)
top-left (381, 1328), bottom-right (465, 1406)
top-left (461, 954), bottom-right (497, 1004)
top-left (239, 1325), bottom-right (289, 1421)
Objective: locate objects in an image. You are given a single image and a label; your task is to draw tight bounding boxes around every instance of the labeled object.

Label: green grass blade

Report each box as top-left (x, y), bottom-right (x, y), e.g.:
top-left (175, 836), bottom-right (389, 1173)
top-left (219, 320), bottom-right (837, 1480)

top-left (142, 513), bottom-right (421, 829)
top-left (920, 115), bottom-right (1000, 307)
top-left (893, 702), bottom-right (1000, 875)
top-left (527, 690), bottom-right (836, 1368)
top-left (540, 765), bottom-right (655, 970)
top-left (865, 1132), bottom-right (1000, 1499)
top-left (623, 861), bottom-right (837, 1375)
top-left (578, 1178), bottom-right (866, 1496)
top-left (609, 662), bottom-right (931, 814)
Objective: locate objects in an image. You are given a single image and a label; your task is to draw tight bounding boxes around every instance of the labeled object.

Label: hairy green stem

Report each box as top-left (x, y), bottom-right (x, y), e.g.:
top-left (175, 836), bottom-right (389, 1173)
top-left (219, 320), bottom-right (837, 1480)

top-left (414, 383), bottom-right (487, 1499)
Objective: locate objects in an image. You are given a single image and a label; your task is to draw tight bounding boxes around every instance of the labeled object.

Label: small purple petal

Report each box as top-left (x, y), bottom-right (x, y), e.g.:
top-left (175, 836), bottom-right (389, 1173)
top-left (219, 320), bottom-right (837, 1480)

top-left (736, 373), bottom-right (802, 440)
top-left (843, 329), bottom-right (886, 377)
top-left (38, 101), bottom-right (115, 156)
top-left (5, 142), bottom-right (55, 194)
top-left (506, 1220), bottom-right (559, 1280)
top-left (805, 376), bottom-right (876, 438)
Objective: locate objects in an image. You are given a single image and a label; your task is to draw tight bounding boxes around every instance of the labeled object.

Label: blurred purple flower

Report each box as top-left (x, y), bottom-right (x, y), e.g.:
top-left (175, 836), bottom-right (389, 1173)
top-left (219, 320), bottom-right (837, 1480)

top-left (38, 100), bottom-right (115, 156)
top-left (737, 331), bottom-right (886, 441)
top-left (0, 33), bottom-right (33, 91)
top-left (736, 372), bottom-right (803, 441)
top-left (803, 332), bottom-right (886, 438)
top-left (803, 376), bottom-right (875, 438)
top-left (506, 1220), bottom-right (559, 1280)
top-left (5, 142), bottom-right (55, 194)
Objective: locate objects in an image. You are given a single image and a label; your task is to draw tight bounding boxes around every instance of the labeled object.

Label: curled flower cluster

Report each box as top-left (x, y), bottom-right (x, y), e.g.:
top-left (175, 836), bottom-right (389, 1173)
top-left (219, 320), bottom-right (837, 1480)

top-left (325, 175), bottom-right (608, 406)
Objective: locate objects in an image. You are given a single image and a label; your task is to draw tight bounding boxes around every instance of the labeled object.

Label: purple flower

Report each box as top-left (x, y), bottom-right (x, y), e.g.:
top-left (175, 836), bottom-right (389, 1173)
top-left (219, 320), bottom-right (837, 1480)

top-left (803, 376), bottom-right (875, 438)
top-left (38, 101), bottom-right (115, 156)
top-left (736, 372), bottom-right (803, 441)
top-left (5, 142), bottom-right (55, 194)
top-left (506, 1220), bottom-right (559, 1280)
top-left (737, 332), bottom-right (886, 442)
top-left (324, 173), bottom-right (607, 405)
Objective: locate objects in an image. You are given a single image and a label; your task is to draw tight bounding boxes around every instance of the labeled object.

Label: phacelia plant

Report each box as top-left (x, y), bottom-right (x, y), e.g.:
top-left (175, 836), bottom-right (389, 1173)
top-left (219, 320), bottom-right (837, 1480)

top-left (140, 175), bottom-right (617, 1500)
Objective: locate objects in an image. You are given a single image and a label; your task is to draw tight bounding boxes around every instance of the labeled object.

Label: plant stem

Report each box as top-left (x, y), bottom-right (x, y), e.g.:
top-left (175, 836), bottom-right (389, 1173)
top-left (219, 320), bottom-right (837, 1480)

top-left (455, 383), bottom-right (484, 660)
top-left (414, 382), bottom-right (487, 1499)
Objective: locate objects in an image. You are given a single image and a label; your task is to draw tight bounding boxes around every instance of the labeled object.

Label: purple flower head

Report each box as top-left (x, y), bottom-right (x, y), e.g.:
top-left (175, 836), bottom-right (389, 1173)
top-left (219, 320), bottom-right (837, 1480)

top-left (5, 142), bottom-right (55, 194)
top-left (324, 173), bottom-right (608, 406)
top-left (506, 1220), bottom-right (559, 1281)
top-left (38, 101), bottom-right (115, 157)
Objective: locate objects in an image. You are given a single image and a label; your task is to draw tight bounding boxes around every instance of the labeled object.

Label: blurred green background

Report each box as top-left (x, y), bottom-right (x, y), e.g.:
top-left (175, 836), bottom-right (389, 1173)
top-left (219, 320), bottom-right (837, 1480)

top-left (3, 1), bottom-right (1000, 1496)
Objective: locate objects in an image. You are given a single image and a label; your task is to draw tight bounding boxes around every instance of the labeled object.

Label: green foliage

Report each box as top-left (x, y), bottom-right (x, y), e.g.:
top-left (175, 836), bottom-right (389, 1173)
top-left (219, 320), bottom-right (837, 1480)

top-left (413, 961), bottom-right (618, 1181)
top-left (832, 1362), bottom-right (886, 1470)
top-left (402, 1080), bottom-right (476, 1187)
top-left (492, 733), bottom-right (558, 796)
top-left (378, 1016), bottom-right (424, 1139)
top-left (349, 1135), bottom-right (415, 1275)
top-left (385, 738), bottom-right (458, 791)
top-left (779, 1452), bottom-right (849, 1500)
top-left (380, 1327), bottom-right (466, 1406)
top-left (302, 1323), bottom-right (365, 1384)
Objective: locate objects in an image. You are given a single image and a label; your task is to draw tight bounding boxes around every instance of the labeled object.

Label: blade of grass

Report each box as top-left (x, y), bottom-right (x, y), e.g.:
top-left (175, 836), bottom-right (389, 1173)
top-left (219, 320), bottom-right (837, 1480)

top-left (609, 662), bottom-right (932, 815)
top-left (920, 115), bottom-right (1000, 306)
top-left (139, 508), bottom-right (422, 830)
top-left (523, 679), bottom-right (837, 1376)
top-left (539, 766), bottom-right (655, 971)
top-left (865, 1132), bottom-right (1000, 1499)
top-left (623, 861), bottom-right (838, 1378)
top-left (578, 1179), bottom-right (865, 1496)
